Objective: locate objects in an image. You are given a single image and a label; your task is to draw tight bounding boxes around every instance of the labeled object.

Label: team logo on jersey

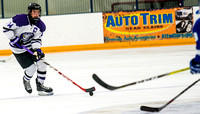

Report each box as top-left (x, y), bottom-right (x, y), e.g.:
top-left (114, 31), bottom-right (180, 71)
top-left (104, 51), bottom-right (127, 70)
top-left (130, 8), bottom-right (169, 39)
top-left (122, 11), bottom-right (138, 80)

top-left (33, 27), bottom-right (38, 33)
top-left (20, 32), bottom-right (34, 43)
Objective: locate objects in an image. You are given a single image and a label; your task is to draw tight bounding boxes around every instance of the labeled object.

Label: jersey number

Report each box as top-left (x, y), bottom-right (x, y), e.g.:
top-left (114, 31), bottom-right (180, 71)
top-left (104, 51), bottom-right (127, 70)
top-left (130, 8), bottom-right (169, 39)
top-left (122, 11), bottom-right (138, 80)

top-left (7, 22), bottom-right (14, 28)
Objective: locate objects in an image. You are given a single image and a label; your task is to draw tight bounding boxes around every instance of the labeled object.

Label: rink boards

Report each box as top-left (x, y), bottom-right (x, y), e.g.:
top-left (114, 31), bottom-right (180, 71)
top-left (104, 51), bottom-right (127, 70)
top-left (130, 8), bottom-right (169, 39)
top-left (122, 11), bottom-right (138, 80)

top-left (0, 7), bottom-right (199, 56)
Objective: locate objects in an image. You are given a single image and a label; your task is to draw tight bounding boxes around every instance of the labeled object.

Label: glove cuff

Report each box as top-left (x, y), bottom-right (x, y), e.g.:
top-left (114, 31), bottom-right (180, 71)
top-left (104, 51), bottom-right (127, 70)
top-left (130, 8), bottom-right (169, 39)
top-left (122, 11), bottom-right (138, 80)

top-left (10, 36), bottom-right (20, 45)
top-left (33, 48), bottom-right (41, 51)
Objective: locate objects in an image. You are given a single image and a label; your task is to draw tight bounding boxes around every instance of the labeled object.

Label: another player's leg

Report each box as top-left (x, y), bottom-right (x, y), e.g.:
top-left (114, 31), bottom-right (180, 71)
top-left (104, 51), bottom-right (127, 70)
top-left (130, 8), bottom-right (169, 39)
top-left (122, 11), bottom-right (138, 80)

top-left (36, 60), bottom-right (53, 96)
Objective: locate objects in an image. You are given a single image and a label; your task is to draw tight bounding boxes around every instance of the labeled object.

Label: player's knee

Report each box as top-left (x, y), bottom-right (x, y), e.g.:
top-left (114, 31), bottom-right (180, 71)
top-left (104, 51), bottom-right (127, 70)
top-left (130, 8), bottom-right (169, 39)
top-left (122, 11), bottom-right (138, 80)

top-left (25, 64), bottom-right (36, 76)
top-left (37, 61), bottom-right (47, 71)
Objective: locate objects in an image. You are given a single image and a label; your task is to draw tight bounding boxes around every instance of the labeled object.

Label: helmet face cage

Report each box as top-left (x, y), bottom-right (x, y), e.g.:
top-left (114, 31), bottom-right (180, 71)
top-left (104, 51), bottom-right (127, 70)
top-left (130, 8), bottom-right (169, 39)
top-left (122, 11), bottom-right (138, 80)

top-left (28, 3), bottom-right (41, 17)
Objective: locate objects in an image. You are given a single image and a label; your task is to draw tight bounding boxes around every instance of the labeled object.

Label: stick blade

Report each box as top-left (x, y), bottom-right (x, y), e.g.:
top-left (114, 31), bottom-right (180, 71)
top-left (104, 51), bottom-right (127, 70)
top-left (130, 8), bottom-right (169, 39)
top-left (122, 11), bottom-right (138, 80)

top-left (92, 74), bottom-right (118, 90)
top-left (140, 106), bottom-right (160, 112)
top-left (85, 87), bottom-right (95, 92)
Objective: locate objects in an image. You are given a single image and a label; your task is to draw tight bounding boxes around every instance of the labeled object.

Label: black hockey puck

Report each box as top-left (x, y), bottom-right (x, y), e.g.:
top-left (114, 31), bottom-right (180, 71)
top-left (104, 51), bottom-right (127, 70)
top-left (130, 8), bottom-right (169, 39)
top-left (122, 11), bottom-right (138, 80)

top-left (89, 92), bottom-right (93, 96)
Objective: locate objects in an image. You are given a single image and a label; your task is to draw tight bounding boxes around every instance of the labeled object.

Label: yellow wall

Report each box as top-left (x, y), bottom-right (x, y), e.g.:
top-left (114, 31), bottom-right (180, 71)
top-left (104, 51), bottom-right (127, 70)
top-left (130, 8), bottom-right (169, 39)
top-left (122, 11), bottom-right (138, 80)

top-left (0, 38), bottom-right (195, 56)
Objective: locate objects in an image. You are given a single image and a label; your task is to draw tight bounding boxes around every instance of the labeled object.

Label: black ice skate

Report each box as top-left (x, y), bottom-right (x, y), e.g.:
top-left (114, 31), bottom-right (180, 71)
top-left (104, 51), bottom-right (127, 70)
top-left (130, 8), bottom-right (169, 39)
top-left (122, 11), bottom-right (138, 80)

top-left (23, 77), bottom-right (32, 94)
top-left (36, 79), bottom-right (53, 96)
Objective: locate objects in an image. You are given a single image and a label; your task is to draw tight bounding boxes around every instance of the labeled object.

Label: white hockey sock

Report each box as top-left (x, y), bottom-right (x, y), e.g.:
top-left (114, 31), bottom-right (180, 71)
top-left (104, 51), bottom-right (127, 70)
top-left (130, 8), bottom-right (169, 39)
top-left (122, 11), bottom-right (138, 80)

top-left (24, 71), bottom-right (33, 81)
top-left (24, 64), bottom-right (36, 81)
top-left (37, 70), bottom-right (46, 84)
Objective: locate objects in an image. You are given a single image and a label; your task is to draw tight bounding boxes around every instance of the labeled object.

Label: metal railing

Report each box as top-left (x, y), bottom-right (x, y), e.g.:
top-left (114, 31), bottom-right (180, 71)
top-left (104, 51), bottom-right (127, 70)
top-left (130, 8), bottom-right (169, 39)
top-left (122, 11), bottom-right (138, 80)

top-left (111, 0), bottom-right (182, 11)
top-left (0, 0), bottom-right (198, 18)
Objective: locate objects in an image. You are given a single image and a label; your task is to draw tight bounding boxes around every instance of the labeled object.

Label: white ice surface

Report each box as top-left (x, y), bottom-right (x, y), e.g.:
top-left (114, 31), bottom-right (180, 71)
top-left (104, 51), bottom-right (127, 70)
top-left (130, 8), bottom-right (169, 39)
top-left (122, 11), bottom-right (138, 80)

top-left (0, 45), bottom-right (200, 114)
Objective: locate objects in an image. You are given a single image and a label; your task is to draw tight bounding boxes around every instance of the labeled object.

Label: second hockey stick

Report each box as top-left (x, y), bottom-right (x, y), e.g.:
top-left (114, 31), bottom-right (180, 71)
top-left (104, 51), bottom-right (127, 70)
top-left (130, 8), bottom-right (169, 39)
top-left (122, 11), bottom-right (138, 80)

top-left (0, 54), bottom-right (14, 63)
top-left (140, 78), bottom-right (200, 112)
top-left (92, 67), bottom-right (189, 90)
top-left (21, 45), bottom-right (95, 96)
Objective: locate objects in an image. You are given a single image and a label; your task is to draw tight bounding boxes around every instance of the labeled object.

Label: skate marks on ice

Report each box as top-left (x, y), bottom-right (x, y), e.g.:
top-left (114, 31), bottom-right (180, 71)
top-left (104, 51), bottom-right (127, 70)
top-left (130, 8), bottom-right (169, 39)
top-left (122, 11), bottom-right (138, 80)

top-left (0, 92), bottom-right (91, 101)
top-left (82, 99), bottom-right (200, 114)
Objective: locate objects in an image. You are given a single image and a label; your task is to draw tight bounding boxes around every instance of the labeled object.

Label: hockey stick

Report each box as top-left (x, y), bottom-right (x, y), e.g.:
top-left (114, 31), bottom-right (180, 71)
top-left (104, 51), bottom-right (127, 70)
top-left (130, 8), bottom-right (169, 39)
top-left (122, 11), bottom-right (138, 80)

top-left (0, 54), bottom-right (14, 63)
top-left (21, 45), bottom-right (95, 96)
top-left (92, 67), bottom-right (189, 90)
top-left (140, 78), bottom-right (200, 112)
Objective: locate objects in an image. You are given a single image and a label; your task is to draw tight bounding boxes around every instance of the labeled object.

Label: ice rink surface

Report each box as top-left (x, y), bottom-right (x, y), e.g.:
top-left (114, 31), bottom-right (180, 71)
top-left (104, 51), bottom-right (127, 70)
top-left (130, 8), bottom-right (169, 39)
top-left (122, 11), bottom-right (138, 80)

top-left (0, 45), bottom-right (200, 114)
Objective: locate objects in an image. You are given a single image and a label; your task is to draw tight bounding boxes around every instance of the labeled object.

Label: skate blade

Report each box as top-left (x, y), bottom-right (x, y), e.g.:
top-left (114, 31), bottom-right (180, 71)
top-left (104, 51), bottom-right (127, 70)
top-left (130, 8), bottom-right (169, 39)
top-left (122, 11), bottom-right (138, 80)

top-left (38, 91), bottom-right (54, 96)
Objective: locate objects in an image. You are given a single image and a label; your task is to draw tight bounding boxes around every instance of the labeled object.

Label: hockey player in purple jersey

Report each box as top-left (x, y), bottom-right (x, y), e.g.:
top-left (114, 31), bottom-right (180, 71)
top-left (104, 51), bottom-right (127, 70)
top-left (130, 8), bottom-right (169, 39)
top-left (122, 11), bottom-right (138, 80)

top-left (190, 17), bottom-right (200, 74)
top-left (3, 3), bottom-right (53, 96)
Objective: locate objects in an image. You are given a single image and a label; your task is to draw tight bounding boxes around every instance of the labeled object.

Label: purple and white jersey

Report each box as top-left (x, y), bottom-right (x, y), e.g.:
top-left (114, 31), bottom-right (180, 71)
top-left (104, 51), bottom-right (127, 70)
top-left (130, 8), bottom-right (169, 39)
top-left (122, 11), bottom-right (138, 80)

top-left (3, 14), bottom-right (46, 54)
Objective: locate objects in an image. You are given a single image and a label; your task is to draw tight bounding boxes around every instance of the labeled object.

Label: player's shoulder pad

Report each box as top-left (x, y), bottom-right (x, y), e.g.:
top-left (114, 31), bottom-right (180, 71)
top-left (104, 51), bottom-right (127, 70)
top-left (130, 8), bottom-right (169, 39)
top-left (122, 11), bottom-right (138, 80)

top-left (35, 19), bottom-right (46, 32)
top-left (12, 14), bottom-right (29, 27)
